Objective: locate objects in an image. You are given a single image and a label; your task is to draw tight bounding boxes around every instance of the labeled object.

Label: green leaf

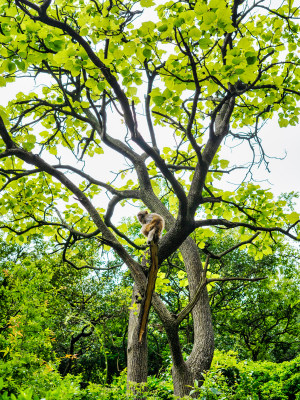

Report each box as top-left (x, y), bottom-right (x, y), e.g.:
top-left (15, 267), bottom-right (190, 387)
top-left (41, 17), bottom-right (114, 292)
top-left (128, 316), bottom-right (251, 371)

top-left (208, 0), bottom-right (222, 8)
top-left (123, 42), bottom-right (136, 56)
top-left (7, 61), bottom-right (16, 73)
top-left (142, 48), bottom-right (152, 59)
top-left (94, 146), bottom-right (104, 154)
top-left (189, 27), bottom-right (201, 41)
top-left (140, 0), bottom-right (155, 7)
top-left (235, 68), bottom-right (245, 75)
top-left (158, 24), bottom-right (168, 33)
top-left (153, 96), bottom-right (165, 106)
top-left (246, 55), bottom-right (257, 65)
top-left (174, 17), bottom-right (185, 27)
top-left (118, 223), bottom-right (127, 233)
top-left (23, 142), bottom-right (35, 151)
top-left (220, 159), bottom-right (229, 169)
top-left (287, 212), bottom-right (299, 224)
top-left (27, 134), bottom-right (36, 143)
top-left (49, 146), bottom-right (57, 155)
top-left (127, 86), bottom-right (137, 97)
top-left (203, 11), bottom-right (217, 26)
top-left (198, 38), bottom-right (212, 49)
top-left (262, 246), bottom-right (272, 255)
top-left (85, 78), bottom-right (96, 89)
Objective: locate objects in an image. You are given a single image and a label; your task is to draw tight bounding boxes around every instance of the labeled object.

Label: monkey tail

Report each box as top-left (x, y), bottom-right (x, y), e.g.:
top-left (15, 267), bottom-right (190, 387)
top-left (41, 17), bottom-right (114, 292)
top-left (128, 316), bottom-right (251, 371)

top-left (138, 242), bottom-right (159, 343)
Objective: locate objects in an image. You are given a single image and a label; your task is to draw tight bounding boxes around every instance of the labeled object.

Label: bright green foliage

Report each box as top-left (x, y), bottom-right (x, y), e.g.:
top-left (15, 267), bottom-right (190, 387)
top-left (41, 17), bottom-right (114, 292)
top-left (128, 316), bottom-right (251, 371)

top-left (1, 350), bottom-right (299, 400)
top-left (0, 0), bottom-right (298, 245)
top-left (0, 236), bottom-right (132, 394)
top-left (205, 236), bottom-right (300, 362)
top-left (0, 0), bottom-right (299, 396)
top-left (191, 350), bottom-right (300, 400)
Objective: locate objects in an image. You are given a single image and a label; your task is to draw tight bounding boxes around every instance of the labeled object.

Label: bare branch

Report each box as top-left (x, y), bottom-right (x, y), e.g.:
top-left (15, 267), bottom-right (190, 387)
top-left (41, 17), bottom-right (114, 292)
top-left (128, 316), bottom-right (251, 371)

top-left (176, 256), bottom-right (210, 324)
top-left (0, 116), bottom-right (16, 149)
top-left (55, 164), bottom-right (140, 198)
top-left (195, 218), bottom-right (300, 241)
top-left (207, 276), bottom-right (267, 283)
top-left (203, 232), bottom-right (260, 259)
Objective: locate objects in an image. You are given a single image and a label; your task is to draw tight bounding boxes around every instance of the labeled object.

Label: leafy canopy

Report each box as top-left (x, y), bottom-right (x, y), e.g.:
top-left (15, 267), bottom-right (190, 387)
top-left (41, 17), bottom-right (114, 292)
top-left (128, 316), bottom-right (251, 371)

top-left (0, 0), bottom-right (299, 284)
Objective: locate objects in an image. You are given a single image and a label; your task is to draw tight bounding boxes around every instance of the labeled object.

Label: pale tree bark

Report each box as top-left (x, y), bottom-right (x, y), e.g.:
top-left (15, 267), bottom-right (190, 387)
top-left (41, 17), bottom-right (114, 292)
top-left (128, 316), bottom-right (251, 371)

top-left (127, 284), bottom-right (148, 399)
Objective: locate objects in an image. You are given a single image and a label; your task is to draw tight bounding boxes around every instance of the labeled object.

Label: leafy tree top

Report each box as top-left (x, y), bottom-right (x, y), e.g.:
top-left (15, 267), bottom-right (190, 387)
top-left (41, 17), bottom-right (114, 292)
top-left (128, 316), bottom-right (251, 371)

top-left (0, 0), bottom-right (299, 269)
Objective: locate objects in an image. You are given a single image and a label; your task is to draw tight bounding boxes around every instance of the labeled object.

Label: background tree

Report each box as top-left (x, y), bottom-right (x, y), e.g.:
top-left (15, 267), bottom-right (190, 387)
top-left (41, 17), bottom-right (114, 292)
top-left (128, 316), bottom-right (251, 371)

top-left (0, 234), bottom-right (132, 392)
top-left (0, 0), bottom-right (299, 397)
top-left (206, 234), bottom-right (300, 362)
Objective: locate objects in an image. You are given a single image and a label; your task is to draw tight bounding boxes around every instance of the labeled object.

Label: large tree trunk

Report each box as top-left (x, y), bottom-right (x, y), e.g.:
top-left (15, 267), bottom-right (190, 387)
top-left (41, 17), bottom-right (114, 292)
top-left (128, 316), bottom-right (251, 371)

top-left (164, 323), bottom-right (195, 397)
top-left (165, 238), bottom-right (214, 398)
top-left (172, 363), bottom-right (195, 397)
top-left (127, 283), bottom-right (148, 399)
top-left (137, 200), bottom-right (215, 397)
top-left (126, 236), bottom-right (214, 399)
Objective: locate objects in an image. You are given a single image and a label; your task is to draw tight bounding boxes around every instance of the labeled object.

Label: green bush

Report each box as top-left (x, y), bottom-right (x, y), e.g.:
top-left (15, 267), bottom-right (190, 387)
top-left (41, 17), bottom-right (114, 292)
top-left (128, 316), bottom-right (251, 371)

top-left (190, 350), bottom-right (300, 400)
top-left (0, 367), bottom-right (175, 400)
top-left (1, 350), bottom-right (299, 400)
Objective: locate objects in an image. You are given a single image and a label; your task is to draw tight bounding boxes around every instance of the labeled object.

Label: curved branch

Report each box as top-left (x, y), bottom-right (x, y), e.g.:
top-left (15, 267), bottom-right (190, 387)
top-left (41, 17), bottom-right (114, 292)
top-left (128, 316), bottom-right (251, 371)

top-left (55, 164), bottom-right (140, 198)
top-left (203, 232), bottom-right (260, 259)
top-left (175, 28), bottom-right (202, 161)
top-left (195, 218), bottom-right (300, 241)
top-left (104, 195), bottom-right (145, 250)
top-left (15, 0), bottom-right (136, 133)
top-left (144, 62), bottom-right (164, 150)
top-left (132, 132), bottom-right (188, 211)
top-left (0, 116), bottom-right (16, 149)
top-left (187, 95), bottom-right (236, 213)
top-left (176, 256), bottom-right (210, 324)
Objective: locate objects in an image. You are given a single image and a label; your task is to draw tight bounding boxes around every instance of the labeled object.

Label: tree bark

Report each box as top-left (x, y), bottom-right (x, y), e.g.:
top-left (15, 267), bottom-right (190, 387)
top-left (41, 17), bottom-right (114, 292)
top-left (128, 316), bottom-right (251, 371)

top-left (127, 283), bottom-right (148, 399)
top-left (137, 201), bottom-right (215, 397)
top-left (167, 238), bottom-right (214, 398)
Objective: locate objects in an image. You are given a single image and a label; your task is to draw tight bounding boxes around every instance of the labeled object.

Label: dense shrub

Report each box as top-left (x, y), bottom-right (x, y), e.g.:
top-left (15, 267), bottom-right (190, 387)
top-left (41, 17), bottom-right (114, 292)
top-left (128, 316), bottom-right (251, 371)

top-left (1, 350), bottom-right (299, 399)
top-left (191, 350), bottom-right (300, 400)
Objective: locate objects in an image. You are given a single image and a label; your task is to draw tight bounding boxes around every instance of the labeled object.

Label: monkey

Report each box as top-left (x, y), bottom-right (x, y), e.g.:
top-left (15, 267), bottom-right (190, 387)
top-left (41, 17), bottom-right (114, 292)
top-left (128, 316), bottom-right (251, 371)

top-left (136, 210), bottom-right (165, 342)
top-left (137, 210), bottom-right (165, 244)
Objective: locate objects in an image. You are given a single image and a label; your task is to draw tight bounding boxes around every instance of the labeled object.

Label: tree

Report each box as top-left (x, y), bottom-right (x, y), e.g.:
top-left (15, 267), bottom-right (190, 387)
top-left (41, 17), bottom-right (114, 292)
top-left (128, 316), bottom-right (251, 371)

top-left (0, 0), bottom-right (299, 397)
top-left (207, 236), bottom-right (300, 362)
top-left (0, 234), bottom-right (131, 393)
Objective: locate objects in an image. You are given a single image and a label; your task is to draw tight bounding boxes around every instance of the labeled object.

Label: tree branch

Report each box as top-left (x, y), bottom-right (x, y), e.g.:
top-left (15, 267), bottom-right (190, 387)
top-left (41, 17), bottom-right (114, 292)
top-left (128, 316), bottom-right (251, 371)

top-left (203, 232), bottom-right (261, 259)
top-left (15, 0), bottom-right (136, 133)
top-left (176, 255), bottom-right (210, 324)
top-left (195, 218), bottom-right (300, 241)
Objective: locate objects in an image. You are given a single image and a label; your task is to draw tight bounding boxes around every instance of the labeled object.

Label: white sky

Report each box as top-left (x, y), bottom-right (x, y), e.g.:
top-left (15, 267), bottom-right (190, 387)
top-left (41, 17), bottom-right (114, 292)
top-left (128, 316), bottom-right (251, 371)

top-left (0, 0), bottom-right (299, 214)
top-left (1, 66), bottom-right (299, 216)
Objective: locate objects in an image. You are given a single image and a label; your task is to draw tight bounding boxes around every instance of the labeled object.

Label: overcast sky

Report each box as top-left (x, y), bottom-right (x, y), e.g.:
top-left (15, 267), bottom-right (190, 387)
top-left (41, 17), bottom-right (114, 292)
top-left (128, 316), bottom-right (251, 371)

top-left (1, 0), bottom-right (299, 212)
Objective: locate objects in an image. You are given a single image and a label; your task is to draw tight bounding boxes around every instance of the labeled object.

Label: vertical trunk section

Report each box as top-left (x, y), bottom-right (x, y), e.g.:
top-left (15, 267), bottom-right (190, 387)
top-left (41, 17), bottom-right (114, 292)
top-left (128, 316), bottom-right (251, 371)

top-left (127, 284), bottom-right (148, 398)
top-left (172, 363), bottom-right (194, 397)
top-left (164, 323), bottom-right (194, 397)
top-left (181, 238), bottom-right (214, 385)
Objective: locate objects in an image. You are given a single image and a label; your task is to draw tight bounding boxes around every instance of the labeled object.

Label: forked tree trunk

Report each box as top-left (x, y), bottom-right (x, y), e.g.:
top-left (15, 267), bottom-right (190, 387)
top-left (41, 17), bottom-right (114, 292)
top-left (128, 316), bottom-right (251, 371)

top-left (172, 363), bottom-right (195, 397)
top-left (163, 238), bottom-right (214, 398)
top-left (177, 239), bottom-right (215, 397)
top-left (127, 242), bottom-right (214, 399)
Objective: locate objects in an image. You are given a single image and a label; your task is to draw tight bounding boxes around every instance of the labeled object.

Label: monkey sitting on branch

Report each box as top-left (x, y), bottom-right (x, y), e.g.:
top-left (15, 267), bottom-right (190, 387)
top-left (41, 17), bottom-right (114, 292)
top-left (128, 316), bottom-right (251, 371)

top-left (137, 210), bottom-right (165, 244)
top-left (137, 210), bottom-right (165, 343)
